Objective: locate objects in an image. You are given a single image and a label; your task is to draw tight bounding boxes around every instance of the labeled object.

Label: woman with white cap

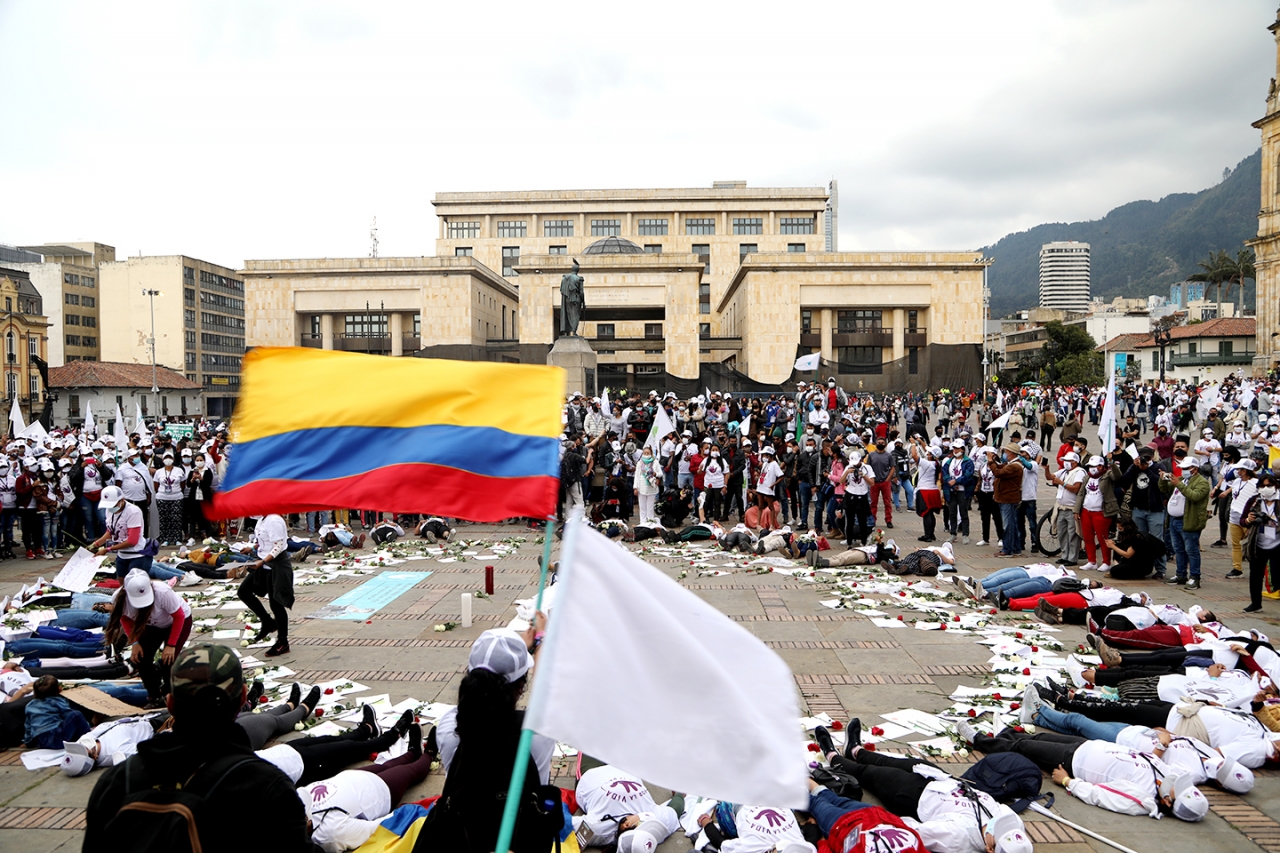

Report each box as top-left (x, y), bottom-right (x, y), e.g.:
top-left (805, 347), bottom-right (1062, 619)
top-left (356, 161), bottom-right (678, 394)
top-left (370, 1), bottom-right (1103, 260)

top-left (90, 485), bottom-right (151, 580)
top-left (102, 568), bottom-right (192, 704)
top-left (574, 764), bottom-right (680, 853)
top-left (152, 452), bottom-right (186, 545)
top-left (414, 621), bottom-right (562, 853)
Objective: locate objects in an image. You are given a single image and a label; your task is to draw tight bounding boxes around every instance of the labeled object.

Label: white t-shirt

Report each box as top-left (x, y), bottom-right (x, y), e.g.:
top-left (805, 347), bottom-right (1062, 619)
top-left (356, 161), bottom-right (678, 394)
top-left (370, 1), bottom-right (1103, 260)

top-left (916, 457), bottom-right (939, 491)
top-left (78, 718), bottom-right (154, 767)
top-left (1081, 476), bottom-right (1105, 512)
top-left (0, 668), bottom-right (33, 698)
top-left (116, 463), bottom-right (150, 502)
top-left (152, 466), bottom-right (186, 500)
top-left (843, 463), bottom-right (872, 496)
top-left (106, 502), bottom-right (146, 558)
top-left (701, 456), bottom-right (725, 489)
top-left (0, 473), bottom-right (14, 509)
top-left (1080, 587), bottom-right (1125, 607)
top-left (908, 777), bottom-right (1016, 853)
top-left (1070, 741), bottom-right (1157, 791)
top-left (123, 581), bottom-right (191, 628)
top-left (257, 743), bottom-right (305, 784)
top-left (1020, 464), bottom-right (1039, 502)
top-left (723, 806), bottom-right (813, 853)
top-left (301, 769), bottom-right (392, 853)
top-left (756, 460), bottom-right (784, 496)
top-left (1230, 478), bottom-right (1258, 525)
top-left (253, 514), bottom-right (289, 561)
top-left (1170, 705), bottom-right (1271, 768)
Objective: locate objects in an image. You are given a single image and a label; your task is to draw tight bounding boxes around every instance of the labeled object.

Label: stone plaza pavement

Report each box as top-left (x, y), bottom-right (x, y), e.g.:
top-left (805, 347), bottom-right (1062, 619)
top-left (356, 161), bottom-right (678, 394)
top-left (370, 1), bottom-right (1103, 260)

top-left (2, 484), bottom-right (1280, 853)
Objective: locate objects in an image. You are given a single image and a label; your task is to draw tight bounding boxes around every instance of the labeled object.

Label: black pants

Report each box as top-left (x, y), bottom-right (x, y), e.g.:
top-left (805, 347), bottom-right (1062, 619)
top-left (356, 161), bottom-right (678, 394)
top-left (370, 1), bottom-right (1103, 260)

top-left (371, 527), bottom-right (400, 545)
top-left (1093, 664), bottom-right (1183, 687)
top-left (19, 508), bottom-right (39, 552)
top-left (1249, 545), bottom-right (1280, 609)
top-left (1057, 696), bottom-right (1171, 728)
top-left (946, 492), bottom-right (971, 537)
top-left (972, 730), bottom-right (1083, 774)
top-left (977, 491), bottom-right (1003, 542)
top-left (921, 507), bottom-right (938, 539)
top-left (1114, 648), bottom-right (1191, 669)
top-left (294, 726), bottom-right (400, 786)
top-left (829, 751), bottom-right (933, 821)
top-left (724, 480), bottom-right (746, 520)
top-left (704, 488), bottom-right (723, 522)
top-left (844, 493), bottom-right (870, 546)
top-left (184, 498), bottom-right (210, 539)
top-left (722, 531), bottom-right (754, 552)
top-left (238, 570), bottom-right (290, 644)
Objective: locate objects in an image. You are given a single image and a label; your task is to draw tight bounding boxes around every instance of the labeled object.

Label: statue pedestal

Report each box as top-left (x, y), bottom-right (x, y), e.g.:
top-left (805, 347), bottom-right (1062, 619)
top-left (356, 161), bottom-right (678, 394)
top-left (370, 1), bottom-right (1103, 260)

top-left (548, 336), bottom-right (597, 398)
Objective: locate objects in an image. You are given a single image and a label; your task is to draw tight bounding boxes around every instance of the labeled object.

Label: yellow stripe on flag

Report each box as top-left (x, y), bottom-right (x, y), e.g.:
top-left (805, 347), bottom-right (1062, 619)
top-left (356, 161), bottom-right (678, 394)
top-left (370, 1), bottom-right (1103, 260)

top-left (230, 348), bottom-right (565, 443)
top-left (1270, 445), bottom-right (1280, 472)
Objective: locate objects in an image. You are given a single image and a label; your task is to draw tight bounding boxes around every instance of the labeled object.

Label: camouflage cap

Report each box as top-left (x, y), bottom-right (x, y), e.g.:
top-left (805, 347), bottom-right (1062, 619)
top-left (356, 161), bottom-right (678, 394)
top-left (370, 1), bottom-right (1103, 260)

top-left (169, 643), bottom-right (243, 700)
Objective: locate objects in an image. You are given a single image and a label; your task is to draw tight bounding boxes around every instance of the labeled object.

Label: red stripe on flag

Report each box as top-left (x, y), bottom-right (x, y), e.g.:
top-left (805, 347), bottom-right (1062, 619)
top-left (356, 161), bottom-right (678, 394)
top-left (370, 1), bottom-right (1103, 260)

top-left (206, 464), bottom-right (557, 522)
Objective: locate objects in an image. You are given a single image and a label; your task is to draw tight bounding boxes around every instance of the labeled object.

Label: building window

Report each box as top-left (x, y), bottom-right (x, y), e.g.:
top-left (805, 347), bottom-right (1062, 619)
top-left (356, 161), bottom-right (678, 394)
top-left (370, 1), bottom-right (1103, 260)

top-left (309, 316), bottom-right (321, 338)
top-left (544, 220), bottom-right (574, 237)
top-left (643, 244), bottom-right (662, 254)
top-left (185, 352), bottom-right (197, 368)
top-left (64, 293), bottom-right (79, 306)
top-left (907, 309), bottom-right (919, 331)
top-left (908, 346), bottom-right (919, 375)
top-left (502, 247), bottom-right (520, 277)
top-left (82, 336), bottom-right (96, 347)
top-left (548, 245), bottom-right (568, 255)
top-left (699, 282), bottom-right (710, 316)
top-left (637, 218), bottom-right (668, 235)
top-left (454, 247), bottom-right (473, 257)
top-left (184, 288), bottom-right (195, 306)
top-left (801, 310), bottom-right (812, 333)
top-left (780, 216), bottom-right (816, 234)
top-left (685, 218), bottom-right (715, 235)
top-left (739, 243), bottom-right (757, 262)
top-left (65, 334), bottom-right (80, 347)
top-left (5, 374), bottom-right (14, 399)
top-left (496, 221), bottom-right (527, 238)
top-left (413, 314), bottom-right (421, 336)
top-left (597, 323), bottom-right (616, 339)
top-left (4, 298), bottom-right (10, 313)
top-left (636, 365), bottom-right (661, 375)
top-left (699, 323), bottom-right (711, 337)
top-left (68, 394), bottom-right (79, 417)
top-left (82, 296), bottom-right (95, 308)
top-left (1152, 351), bottom-right (1160, 371)
top-left (27, 337), bottom-right (36, 357)
top-left (181, 395), bottom-right (188, 415)
top-left (66, 314), bottom-right (80, 326)
top-left (837, 309), bottom-right (883, 332)
top-left (837, 346), bottom-right (883, 374)
top-left (82, 316), bottom-right (96, 328)
top-left (644, 323), bottom-right (663, 339)
top-left (447, 221), bottom-right (480, 239)
top-left (184, 309), bottom-right (195, 327)
top-left (692, 244), bottom-right (710, 275)
top-left (1219, 340), bottom-right (1234, 356)
top-left (184, 266), bottom-right (195, 282)
top-left (1188, 343), bottom-right (1197, 356)
top-left (732, 217), bottom-right (762, 235)
top-left (29, 375), bottom-right (38, 398)
top-left (344, 314), bottom-right (388, 338)
top-left (591, 219), bottom-right (621, 236)
top-left (185, 330), bottom-right (196, 345)
top-left (787, 243), bottom-right (806, 252)
top-left (162, 395), bottom-right (169, 415)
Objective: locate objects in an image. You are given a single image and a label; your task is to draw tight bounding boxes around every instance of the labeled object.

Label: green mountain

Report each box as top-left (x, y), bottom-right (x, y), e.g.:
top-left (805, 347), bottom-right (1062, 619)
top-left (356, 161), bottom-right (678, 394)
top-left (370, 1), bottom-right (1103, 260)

top-left (983, 148), bottom-right (1261, 317)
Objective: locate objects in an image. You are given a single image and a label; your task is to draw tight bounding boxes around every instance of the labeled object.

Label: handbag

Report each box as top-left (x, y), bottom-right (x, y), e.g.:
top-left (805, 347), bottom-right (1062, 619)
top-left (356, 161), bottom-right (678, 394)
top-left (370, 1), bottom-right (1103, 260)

top-left (1242, 522), bottom-right (1260, 565)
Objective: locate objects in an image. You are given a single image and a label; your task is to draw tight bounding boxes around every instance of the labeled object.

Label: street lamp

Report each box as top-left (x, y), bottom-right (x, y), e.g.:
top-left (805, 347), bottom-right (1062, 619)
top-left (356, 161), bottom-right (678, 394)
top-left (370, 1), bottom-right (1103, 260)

top-left (1155, 328), bottom-right (1172, 384)
top-left (143, 289), bottom-right (161, 397)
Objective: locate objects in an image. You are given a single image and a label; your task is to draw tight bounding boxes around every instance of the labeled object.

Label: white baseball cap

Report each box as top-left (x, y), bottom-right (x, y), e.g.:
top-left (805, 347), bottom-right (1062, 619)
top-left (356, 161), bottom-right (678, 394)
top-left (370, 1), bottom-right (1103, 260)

top-left (1160, 773), bottom-right (1207, 821)
top-left (97, 485), bottom-right (124, 510)
top-left (60, 751), bottom-right (94, 777)
top-left (466, 629), bottom-right (532, 683)
top-left (123, 569), bottom-right (155, 609)
top-left (617, 819), bottom-right (667, 853)
top-left (1204, 753), bottom-right (1254, 794)
top-left (990, 813), bottom-right (1032, 853)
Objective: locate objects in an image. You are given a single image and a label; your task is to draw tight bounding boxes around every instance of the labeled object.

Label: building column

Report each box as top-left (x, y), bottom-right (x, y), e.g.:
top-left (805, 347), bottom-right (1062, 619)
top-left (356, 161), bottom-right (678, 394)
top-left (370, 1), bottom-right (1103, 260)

top-left (390, 313), bottom-right (404, 357)
top-left (892, 308), bottom-right (905, 361)
top-left (483, 214), bottom-right (492, 239)
top-left (321, 314), bottom-right (334, 350)
top-left (819, 309), bottom-right (833, 362)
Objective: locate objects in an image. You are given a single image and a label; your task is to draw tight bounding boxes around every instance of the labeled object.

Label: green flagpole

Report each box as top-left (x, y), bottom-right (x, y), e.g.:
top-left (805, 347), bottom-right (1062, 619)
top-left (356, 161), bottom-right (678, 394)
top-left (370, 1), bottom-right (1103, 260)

top-left (493, 515), bottom-right (556, 853)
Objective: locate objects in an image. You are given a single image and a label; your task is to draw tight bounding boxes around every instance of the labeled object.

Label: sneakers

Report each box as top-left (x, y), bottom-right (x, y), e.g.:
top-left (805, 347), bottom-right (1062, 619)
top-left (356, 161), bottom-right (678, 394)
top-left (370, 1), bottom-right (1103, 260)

top-left (301, 686), bottom-right (321, 715)
top-left (407, 723), bottom-right (423, 759)
top-left (1166, 575), bottom-right (1186, 585)
top-left (1186, 578), bottom-right (1200, 590)
top-left (1057, 559), bottom-right (1078, 567)
top-left (1065, 655), bottom-right (1088, 688)
top-left (1226, 570), bottom-right (1244, 579)
top-left (844, 718), bottom-right (861, 758)
top-left (179, 571), bottom-right (202, 587)
top-left (265, 641), bottom-right (290, 658)
top-left (1095, 637), bottom-right (1122, 668)
top-left (288, 682), bottom-right (302, 708)
top-left (1020, 684), bottom-right (1042, 726)
top-left (962, 536), bottom-right (970, 545)
top-left (362, 704), bottom-right (380, 736)
top-left (393, 709), bottom-right (414, 739)
top-left (1211, 540), bottom-right (1228, 548)
top-left (956, 720), bottom-right (979, 744)
top-left (976, 539), bottom-right (988, 547)
top-left (1080, 562), bottom-right (1096, 572)
top-left (1098, 562), bottom-right (1110, 573)
top-left (813, 725), bottom-right (836, 758)
top-left (1034, 598), bottom-right (1061, 625)
top-left (24, 550), bottom-right (33, 560)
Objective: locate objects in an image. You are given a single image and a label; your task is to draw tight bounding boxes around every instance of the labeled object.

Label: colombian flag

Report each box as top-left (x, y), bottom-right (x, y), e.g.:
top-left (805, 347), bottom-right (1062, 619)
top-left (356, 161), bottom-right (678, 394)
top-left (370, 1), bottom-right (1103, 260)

top-left (209, 348), bottom-right (564, 522)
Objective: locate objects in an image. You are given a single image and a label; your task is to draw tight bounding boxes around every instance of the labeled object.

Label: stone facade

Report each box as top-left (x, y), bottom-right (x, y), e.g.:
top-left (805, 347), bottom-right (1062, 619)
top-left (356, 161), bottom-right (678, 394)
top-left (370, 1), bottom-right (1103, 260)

top-left (1252, 12), bottom-right (1280, 376)
top-left (0, 268), bottom-right (51, 425)
top-left (11, 242), bottom-right (111, 365)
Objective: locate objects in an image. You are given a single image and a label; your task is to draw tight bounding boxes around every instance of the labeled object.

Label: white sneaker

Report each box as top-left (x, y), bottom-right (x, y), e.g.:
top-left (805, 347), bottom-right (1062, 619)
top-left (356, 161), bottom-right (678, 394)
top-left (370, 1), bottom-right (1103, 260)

top-left (1081, 562), bottom-right (1096, 572)
top-left (179, 571), bottom-right (202, 587)
top-left (976, 540), bottom-right (988, 547)
top-left (962, 536), bottom-right (970, 545)
top-left (1065, 655), bottom-right (1088, 688)
top-left (1021, 684), bottom-right (1041, 725)
top-left (956, 720), bottom-right (979, 744)
top-left (1098, 563), bottom-right (1110, 573)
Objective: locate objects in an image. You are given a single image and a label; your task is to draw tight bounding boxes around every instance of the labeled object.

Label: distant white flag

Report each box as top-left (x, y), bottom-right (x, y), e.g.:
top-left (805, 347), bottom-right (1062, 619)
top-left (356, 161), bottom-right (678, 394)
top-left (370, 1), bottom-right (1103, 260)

top-left (644, 404), bottom-right (678, 451)
top-left (739, 412), bottom-right (752, 439)
top-left (601, 387), bottom-right (609, 415)
top-left (526, 524), bottom-right (808, 807)
top-left (84, 400), bottom-right (95, 435)
top-left (995, 388), bottom-right (1005, 410)
top-left (18, 420), bottom-right (48, 441)
top-left (135, 400), bottom-right (147, 435)
top-left (7, 396), bottom-right (24, 436)
top-left (1240, 382), bottom-right (1256, 410)
top-left (988, 409), bottom-right (1013, 431)
top-left (1098, 365), bottom-right (1117, 455)
top-left (794, 352), bottom-right (821, 372)
top-left (113, 404), bottom-right (129, 460)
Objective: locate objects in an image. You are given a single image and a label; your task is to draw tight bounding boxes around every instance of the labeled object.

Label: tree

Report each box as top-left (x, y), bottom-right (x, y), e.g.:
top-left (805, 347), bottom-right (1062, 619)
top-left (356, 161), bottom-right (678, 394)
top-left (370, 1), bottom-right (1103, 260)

top-left (1043, 321), bottom-right (1097, 356)
top-left (1055, 351), bottom-right (1105, 386)
top-left (1188, 247), bottom-right (1256, 316)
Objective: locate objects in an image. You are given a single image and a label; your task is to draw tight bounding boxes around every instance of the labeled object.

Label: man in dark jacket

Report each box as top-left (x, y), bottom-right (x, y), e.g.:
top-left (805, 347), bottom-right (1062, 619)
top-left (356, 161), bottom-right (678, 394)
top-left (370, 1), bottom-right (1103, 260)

top-left (1119, 445), bottom-right (1168, 578)
top-left (85, 643), bottom-right (313, 853)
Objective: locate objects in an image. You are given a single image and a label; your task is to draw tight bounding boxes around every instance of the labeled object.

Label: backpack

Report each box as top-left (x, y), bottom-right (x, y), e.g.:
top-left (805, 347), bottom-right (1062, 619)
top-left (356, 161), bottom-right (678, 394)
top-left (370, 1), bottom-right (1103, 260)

top-left (828, 805), bottom-right (927, 853)
top-left (103, 754), bottom-right (257, 853)
top-left (960, 752), bottom-right (1053, 813)
top-left (1051, 577), bottom-right (1089, 594)
top-left (810, 764), bottom-right (862, 801)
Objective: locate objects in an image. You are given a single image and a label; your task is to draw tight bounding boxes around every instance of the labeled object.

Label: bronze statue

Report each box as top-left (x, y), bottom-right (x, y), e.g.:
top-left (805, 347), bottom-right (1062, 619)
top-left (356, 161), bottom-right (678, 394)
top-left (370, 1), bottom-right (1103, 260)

top-left (560, 258), bottom-right (585, 336)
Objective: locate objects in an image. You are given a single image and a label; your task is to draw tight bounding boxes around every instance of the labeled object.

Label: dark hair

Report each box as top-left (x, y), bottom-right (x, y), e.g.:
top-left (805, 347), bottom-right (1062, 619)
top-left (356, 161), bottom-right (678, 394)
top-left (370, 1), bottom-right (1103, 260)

top-left (1175, 434), bottom-right (1191, 445)
top-left (173, 683), bottom-right (241, 729)
top-left (103, 587), bottom-right (153, 647)
top-left (456, 668), bottom-right (527, 745)
top-left (33, 675), bottom-right (60, 699)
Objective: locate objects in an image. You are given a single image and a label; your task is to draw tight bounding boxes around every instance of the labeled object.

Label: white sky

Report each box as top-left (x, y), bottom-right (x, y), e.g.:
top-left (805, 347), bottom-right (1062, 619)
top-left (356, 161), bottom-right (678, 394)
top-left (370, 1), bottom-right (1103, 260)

top-left (0, 1), bottom-right (1273, 266)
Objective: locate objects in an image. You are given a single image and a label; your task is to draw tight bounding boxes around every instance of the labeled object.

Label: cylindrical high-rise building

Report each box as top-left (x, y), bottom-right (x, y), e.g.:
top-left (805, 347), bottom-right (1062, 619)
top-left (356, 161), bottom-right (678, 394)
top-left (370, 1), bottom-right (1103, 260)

top-left (1038, 241), bottom-right (1091, 313)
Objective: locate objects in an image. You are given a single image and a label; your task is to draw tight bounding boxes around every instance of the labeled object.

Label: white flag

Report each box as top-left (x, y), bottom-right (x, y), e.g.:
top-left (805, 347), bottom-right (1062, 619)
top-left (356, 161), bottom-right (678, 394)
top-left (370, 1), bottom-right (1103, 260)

top-left (7, 396), bottom-right (24, 436)
top-left (794, 352), bottom-right (821, 372)
top-left (114, 404), bottom-right (129, 459)
top-left (601, 387), bottom-right (609, 416)
top-left (987, 409), bottom-right (1013, 431)
top-left (18, 420), bottom-right (48, 441)
top-left (135, 400), bottom-right (147, 434)
top-left (739, 412), bottom-right (752, 439)
top-left (84, 400), bottom-right (95, 436)
top-left (995, 388), bottom-right (1005, 410)
top-left (644, 404), bottom-right (678, 452)
top-left (526, 524), bottom-right (808, 807)
top-left (1098, 365), bottom-right (1117, 455)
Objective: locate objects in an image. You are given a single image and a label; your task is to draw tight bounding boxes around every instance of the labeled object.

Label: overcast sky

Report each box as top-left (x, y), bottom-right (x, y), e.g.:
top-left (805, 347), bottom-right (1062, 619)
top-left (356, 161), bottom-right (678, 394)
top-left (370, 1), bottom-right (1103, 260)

top-left (0, 1), bottom-right (1273, 266)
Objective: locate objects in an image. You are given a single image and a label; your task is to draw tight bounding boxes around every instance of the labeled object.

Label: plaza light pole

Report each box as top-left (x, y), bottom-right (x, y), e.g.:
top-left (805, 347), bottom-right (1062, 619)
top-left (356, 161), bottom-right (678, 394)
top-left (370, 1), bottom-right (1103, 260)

top-left (1155, 327), bottom-right (1171, 384)
top-left (143, 290), bottom-right (161, 417)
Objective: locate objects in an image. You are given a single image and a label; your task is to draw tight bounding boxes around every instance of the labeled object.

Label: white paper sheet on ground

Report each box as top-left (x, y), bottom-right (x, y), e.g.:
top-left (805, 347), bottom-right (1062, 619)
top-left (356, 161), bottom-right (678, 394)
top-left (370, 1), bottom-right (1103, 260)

top-left (864, 721), bottom-right (915, 743)
top-left (749, 557), bottom-right (802, 567)
top-left (193, 618), bottom-right (220, 628)
top-left (437, 558), bottom-right (457, 563)
top-left (881, 709), bottom-right (949, 735)
top-left (910, 737), bottom-right (961, 756)
top-left (387, 697), bottom-right (424, 714)
top-left (819, 600), bottom-right (843, 609)
top-left (800, 714), bottom-right (834, 731)
top-left (21, 749), bottom-right (67, 770)
top-left (254, 664), bottom-right (295, 678)
top-left (220, 601), bottom-right (246, 610)
top-left (314, 679), bottom-right (370, 698)
top-left (52, 549), bottom-right (107, 593)
top-left (870, 618), bottom-right (907, 628)
top-left (303, 721), bottom-right (346, 738)
top-left (415, 702), bottom-right (454, 721)
top-left (852, 609), bottom-right (887, 617)
top-left (373, 734), bottom-right (409, 763)
top-left (915, 622), bottom-right (944, 631)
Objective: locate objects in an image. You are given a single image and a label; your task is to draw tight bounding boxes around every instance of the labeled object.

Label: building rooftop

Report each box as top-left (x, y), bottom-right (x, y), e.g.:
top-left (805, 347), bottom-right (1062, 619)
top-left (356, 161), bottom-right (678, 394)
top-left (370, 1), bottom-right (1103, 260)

top-left (582, 236), bottom-right (644, 255)
top-left (433, 184), bottom-right (830, 206)
top-left (49, 361), bottom-right (201, 391)
top-left (1099, 318), bottom-right (1257, 351)
top-left (19, 245), bottom-right (92, 258)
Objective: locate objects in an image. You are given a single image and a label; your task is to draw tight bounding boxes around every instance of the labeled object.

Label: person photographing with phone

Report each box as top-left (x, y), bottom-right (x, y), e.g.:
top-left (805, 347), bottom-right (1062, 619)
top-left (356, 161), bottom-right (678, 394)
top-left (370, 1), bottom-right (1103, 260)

top-left (1243, 472), bottom-right (1280, 613)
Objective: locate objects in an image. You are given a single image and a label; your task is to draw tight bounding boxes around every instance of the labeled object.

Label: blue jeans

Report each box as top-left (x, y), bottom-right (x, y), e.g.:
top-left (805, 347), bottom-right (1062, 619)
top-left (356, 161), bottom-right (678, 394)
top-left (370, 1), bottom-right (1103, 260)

top-left (78, 496), bottom-right (103, 541)
top-left (304, 511), bottom-right (330, 532)
top-left (0, 507), bottom-right (15, 545)
top-left (981, 567), bottom-right (1053, 599)
top-left (894, 474), bottom-right (915, 512)
top-left (147, 560), bottom-right (187, 581)
top-left (1000, 503), bottom-right (1020, 554)
top-left (71, 592), bottom-right (112, 609)
top-left (808, 787), bottom-right (871, 836)
top-left (1169, 516), bottom-right (1201, 580)
top-left (796, 481), bottom-right (813, 527)
top-left (1019, 500), bottom-right (1039, 552)
top-left (678, 473), bottom-right (694, 490)
top-left (97, 683), bottom-right (151, 707)
top-left (1034, 705), bottom-right (1127, 742)
top-left (53, 609), bottom-right (109, 629)
top-left (31, 712), bottom-right (91, 750)
top-left (43, 510), bottom-right (60, 551)
top-left (113, 554), bottom-right (154, 580)
top-left (9, 638), bottom-right (104, 658)
top-left (1131, 508), bottom-right (1167, 575)
top-left (982, 567), bottom-right (1030, 587)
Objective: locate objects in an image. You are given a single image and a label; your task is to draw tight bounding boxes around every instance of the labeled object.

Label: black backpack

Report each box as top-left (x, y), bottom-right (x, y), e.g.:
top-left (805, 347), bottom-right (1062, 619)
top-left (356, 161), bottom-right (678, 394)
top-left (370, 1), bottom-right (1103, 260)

top-left (810, 764), bottom-right (863, 801)
top-left (103, 754), bottom-right (257, 853)
top-left (1051, 577), bottom-right (1089, 593)
top-left (960, 752), bottom-right (1053, 813)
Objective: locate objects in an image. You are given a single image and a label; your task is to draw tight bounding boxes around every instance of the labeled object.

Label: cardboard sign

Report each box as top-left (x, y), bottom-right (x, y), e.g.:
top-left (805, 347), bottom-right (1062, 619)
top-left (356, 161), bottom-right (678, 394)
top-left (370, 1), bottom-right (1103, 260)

top-left (63, 685), bottom-right (145, 718)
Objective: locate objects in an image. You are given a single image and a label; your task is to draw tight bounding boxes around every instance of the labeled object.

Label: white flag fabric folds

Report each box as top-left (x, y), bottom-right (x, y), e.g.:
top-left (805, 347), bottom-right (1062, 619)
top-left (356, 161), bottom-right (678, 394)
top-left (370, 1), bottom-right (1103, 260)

top-left (84, 400), bottom-right (95, 435)
top-left (1098, 367), bottom-right (1117, 455)
top-left (987, 409), bottom-right (1012, 431)
top-left (644, 404), bottom-right (678, 452)
top-left (794, 352), bottom-right (820, 372)
top-left (526, 524), bottom-right (809, 808)
top-left (135, 400), bottom-right (147, 434)
top-left (113, 404), bottom-right (129, 457)
top-left (8, 396), bottom-right (24, 436)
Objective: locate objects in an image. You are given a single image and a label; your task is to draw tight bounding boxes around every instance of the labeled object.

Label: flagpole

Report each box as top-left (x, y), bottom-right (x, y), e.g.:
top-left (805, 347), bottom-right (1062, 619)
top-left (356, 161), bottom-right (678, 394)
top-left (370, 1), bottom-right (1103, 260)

top-left (493, 514), bottom-right (558, 853)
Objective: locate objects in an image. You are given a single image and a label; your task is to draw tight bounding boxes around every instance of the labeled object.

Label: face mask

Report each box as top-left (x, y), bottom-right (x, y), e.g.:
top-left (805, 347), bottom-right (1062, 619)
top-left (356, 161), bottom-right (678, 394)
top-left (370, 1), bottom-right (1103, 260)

top-left (805, 444), bottom-right (815, 451)
top-left (642, 453), bottom-right (652, 461)
top-left (1062, 460), bottom-right (1073, 470)
top-left (1089, 467), bottom-right (1102, 477)
top-left (953, 450), bottom-right (963, 457)
top-left (805, 428), bottom-right (814, 435)
top-left (1260, 486), bottom-right (1278, 500)
top-left (195, 460), bottom-right (204, 468)
top-left (711, 452), bottom-right (720, 458)
top-left (1173, 449), bottom-right (1187, 459)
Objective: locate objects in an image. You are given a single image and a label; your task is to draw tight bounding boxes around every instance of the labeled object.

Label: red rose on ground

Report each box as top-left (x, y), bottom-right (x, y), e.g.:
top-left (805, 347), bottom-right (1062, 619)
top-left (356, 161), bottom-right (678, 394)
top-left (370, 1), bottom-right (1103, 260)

top-left (258, 696), bottom-right (269, 704)
top-left (953, 615), bottom-right (961, 622)
top-left (1022, 667), bottom-right (1032, 676)
top-left (990, 609), bottom-right (997, 615)
top-left (967, 709), bottom-right (976, 717)
top-left (940, 624), bottom-right (947, 630)
top-left (832, 721), bottom-right (844, 731)
top-left (850, 583), bottom-right (858, 588)
top-left (324, 688), bottom-right (335, 695)
top-left (898, 615), bottom-right (904, 621)
top-left (314, 708), bottom-right (324, 717)
top-left (368, 752), bottom-right (379, 761)
top-left (807, 743), bottom-right (821, 752)
top-left (870, 726), bottom-right (885, 736)
top-left (1010, 702), bottom-right (1020, 711)
top-left (992, 693), bottom-right (1002, 700)
top-left (1015, 632), bottom-right (1024, 639)
top-left (1013, 725), bottom-right (1025, 732)
top-left (863, 742), bottom-right (876, 751)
